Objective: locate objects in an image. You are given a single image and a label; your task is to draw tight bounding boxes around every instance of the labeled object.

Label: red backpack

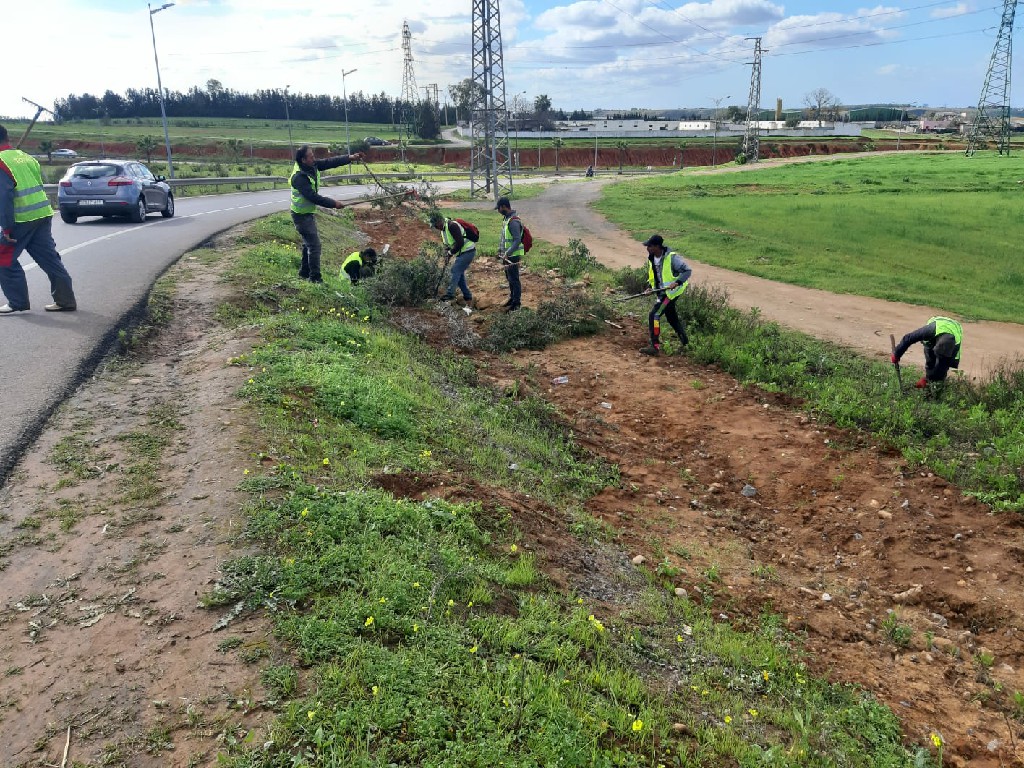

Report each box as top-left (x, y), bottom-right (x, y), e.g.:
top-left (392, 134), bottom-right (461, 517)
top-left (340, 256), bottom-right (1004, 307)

top-left (453, 218), bottom-right (480, 242)
top-left (511, 216), bottom-right (533, 253)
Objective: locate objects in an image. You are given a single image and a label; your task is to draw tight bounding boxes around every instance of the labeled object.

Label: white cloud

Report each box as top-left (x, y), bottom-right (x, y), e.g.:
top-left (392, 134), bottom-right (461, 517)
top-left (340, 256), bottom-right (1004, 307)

top-left (876, 63), bottom-right (899, 75)
top-left (765, 6), bottom-right (903, 50)
top-left (931, 3), bottom-right (970, 19)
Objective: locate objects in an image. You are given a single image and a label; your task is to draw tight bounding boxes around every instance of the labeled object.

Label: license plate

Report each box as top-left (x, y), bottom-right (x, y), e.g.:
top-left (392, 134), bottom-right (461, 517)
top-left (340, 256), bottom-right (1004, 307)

top-left (78, 200), bottom-right (103, 206)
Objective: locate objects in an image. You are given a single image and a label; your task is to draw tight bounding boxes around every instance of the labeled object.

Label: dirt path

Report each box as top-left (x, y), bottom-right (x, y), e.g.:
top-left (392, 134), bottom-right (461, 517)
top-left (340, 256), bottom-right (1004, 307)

top-left (483, 169), bottom-right (1024, 381)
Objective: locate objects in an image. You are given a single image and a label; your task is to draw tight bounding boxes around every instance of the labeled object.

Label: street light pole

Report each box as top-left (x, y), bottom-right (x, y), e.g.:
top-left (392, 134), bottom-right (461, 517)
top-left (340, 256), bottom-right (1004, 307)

top-left (711, 95), bottom-right (730, 168)
top-left (342, 68), bottom-right (357, 159)
top-left (283, 85), bottom-right (293, 157)
top-left (148, 2), bottom-right (175, 178)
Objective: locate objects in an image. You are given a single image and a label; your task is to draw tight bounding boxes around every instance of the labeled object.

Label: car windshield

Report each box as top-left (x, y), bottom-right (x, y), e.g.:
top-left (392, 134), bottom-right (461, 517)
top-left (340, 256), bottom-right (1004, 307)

top-left (71, 164), bottom-right (121, 180)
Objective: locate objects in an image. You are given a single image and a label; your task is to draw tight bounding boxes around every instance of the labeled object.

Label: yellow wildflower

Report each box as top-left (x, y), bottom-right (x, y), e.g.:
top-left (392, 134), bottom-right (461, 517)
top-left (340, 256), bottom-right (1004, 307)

top-left (631, 719), bottom-right (643, 732)
top-left (469, 645), bottom-right (478, 654)
top-left (301, 508), bottom-right (309, 517)
top-left (307, 710), bottom-right (316, 721)
top-left (322, 457), bottom-right (330, 466)
top-left (510, 544), bottom-right (518, 553)
top-left (372, 686), bottom-right (379, 697)
top-left (364, 616), bottom-right (374, 627)
top-left (243, 469), bottom-right (250, 475)
top-left (748, 709), bottom-right (758, 717)
top-left (724, 715), bottom-right (732, 724)
top-left (931, 733), bottom-right (943, 748)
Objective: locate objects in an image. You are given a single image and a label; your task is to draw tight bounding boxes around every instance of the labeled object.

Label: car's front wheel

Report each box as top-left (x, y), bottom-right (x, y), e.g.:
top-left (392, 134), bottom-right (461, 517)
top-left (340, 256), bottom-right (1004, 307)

top-left (129, 196), bottom-right (147, 223)
top-left (161, 193), bottom-right (175, 219)
top-left (59, 209), bottom-right (78, 224)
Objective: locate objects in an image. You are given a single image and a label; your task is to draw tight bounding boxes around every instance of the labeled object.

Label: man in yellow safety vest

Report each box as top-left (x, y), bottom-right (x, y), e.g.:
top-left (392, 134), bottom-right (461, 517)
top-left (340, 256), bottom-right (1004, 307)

top-left (892, 316), bottom-right (963, 388)
top-left (289, 144), bottom-right (362, 283)
top-left (639, 234), bottom-right (691, 356)
top-left (0, 124), bottom-right (77, 314)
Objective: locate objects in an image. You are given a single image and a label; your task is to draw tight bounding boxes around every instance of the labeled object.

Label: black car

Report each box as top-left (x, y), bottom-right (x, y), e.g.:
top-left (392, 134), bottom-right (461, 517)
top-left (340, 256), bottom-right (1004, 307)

top-left (57, 160), bottom-right (174, 224)
top-left (364, 136), bottom-right (389, 146)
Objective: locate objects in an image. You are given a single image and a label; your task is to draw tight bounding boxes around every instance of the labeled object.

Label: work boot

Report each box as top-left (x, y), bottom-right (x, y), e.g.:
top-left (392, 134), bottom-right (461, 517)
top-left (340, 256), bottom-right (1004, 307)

top-left (639, 345), bottom-right (659, 356)
top-left (439, 294), bottom-right (454, 303)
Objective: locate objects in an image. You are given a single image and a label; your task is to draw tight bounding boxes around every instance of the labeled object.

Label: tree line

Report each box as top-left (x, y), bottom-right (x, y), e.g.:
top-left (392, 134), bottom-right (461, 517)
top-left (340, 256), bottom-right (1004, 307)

top-left (55, 81), bottom-right (416, 125)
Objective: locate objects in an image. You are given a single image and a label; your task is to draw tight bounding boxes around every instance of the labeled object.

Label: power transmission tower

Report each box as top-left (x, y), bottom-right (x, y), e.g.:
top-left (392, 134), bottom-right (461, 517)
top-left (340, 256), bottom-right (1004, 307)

top-left (742, 37), bottom-right (764, 163)
top-left (966, 0), bottom-right (1017, 156)
top-left (469, 0), bottom-right (513, 200)
top-left (400, 21), bottom-right (419, 147)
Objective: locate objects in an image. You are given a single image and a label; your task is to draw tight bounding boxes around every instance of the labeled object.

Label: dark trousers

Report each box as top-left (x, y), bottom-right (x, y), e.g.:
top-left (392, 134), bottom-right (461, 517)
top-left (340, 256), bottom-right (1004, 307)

top-left (291, 212), bottom-right (322, 281)
top-left (504, 261), bottom-right (521, 307)
top-left (0, 217), bottom-right (76, 310)
top-left (648, 296), bottom-right (688, 349)
top-left (344, 260), bottom-right (361, 285)
top-left (924, 339), bottom-right (959, 382)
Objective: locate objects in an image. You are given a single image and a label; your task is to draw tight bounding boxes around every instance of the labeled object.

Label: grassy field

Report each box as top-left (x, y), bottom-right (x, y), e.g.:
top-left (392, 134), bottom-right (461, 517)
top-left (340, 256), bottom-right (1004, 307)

top-left (6, 116), bottom-right (405, 147)
top-left (596, 152), bottom-right (1024, 323)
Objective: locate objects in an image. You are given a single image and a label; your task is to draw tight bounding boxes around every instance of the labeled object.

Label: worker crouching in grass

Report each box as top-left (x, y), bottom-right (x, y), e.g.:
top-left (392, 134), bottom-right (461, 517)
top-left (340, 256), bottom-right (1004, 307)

top-left (341, 248), bottom-right (377, 285)
top-left (892, 316), bottom-right (963, 390)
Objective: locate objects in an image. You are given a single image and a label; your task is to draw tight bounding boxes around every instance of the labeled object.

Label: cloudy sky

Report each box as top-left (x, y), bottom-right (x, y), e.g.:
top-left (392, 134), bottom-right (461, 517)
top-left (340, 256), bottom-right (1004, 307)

top-left (2, 0), bottom-right (1006, 119)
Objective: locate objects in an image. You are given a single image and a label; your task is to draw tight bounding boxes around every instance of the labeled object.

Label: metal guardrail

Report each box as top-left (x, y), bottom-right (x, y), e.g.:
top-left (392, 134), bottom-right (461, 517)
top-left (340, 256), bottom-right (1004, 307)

top-left (42, 167), bottom-right (669, 197)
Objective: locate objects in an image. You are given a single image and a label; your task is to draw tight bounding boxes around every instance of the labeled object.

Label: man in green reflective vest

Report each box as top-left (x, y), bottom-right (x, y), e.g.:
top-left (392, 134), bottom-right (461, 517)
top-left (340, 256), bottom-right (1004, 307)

top-left (290, 144), bottom-right (362, 283)
top-left (341, 248), bottom-right (377, 285)
top-left (0, 125), bottom-right (77, 314)
top-left (892, 316), bottom-right (963, 388)
top-left (429, 212), bottom-right (476, 304)
top-left (639, 234), bottom-right (691, 356)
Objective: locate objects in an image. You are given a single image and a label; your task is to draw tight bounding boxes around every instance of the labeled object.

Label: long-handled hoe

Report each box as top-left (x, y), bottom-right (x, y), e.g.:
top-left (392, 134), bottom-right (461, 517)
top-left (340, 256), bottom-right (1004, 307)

top-left (889, 334), bottom-right (904, 396)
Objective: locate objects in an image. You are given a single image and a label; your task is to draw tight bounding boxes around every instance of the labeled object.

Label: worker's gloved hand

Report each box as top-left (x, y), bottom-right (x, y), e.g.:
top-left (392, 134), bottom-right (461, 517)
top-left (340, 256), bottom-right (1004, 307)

top-left (890, 353), bottom-right (899, 365)
top-left (0, 229), bottom-right (14, 246)
top-left (915, 377), bottom-right (928, 389)
top-left (334, 200), bottom-right (346, 209)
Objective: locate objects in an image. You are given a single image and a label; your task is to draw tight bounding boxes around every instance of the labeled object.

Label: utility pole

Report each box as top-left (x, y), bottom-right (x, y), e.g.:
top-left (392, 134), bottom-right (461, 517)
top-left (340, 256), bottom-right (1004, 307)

top-left (710, 95), bottom-right (729, 168)
top-left (16, 98), bottom-right (55, 149)
top-left (966, 0), bottom-right (1017, 156)
top-left (400, 21), bottom-right (419, 154)
top-left (742, 37), bottom-right (764, 163)
top-left (283, 85), bottom-right (294, 158)
top-left (343, 68), bottom-right (357, 168)
top-left (148, 2), bottom-right (176, 178)
top-left (469, 0), bottom-right (513, 200)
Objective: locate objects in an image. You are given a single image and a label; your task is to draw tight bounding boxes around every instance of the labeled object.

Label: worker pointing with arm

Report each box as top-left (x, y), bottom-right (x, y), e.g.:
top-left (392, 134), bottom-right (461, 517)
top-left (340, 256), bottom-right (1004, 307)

top-left (891, 316), bottom-right (963, 389)
top-left (289, 144), bottom-right (363, 283)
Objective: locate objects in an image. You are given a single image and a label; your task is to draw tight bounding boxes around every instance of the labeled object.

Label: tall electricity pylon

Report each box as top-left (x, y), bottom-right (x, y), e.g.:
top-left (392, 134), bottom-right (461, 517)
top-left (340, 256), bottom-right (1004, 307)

top-left (742, 38), bottom-right (764, 163)
top-left (469, 0), bottom-right (513, 200)
top-left (400, 21), bottom-right (419, 146)
top-left (966, 0), bottom-right (1017, 156)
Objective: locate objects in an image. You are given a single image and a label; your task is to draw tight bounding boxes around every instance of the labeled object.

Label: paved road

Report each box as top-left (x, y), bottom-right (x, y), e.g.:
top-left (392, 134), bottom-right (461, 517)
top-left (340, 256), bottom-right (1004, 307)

top-left (0, 183), bottom-right (381, 484)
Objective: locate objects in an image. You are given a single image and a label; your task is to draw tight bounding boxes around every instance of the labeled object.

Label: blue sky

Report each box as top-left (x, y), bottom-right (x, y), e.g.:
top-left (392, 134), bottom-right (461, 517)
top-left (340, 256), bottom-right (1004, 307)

top-left (2, 1), bottom-right (1010, 120)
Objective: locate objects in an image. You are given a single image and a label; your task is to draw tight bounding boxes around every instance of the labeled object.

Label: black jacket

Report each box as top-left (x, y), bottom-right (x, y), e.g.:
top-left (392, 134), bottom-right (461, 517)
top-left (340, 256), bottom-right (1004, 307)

top-left (291, 155), bottom-right (355, 209)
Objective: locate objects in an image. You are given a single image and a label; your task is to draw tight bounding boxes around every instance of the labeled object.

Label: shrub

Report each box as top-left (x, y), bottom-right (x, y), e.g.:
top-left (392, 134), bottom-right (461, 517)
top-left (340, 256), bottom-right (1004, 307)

top-left (614, 266), bottom-right (648, 296)
top-left (483, 291), bottom-right (609, 352)
top-left (365, 244), bottom-right (447, 307)
top-left (559, 238), bottom-right (598, 279)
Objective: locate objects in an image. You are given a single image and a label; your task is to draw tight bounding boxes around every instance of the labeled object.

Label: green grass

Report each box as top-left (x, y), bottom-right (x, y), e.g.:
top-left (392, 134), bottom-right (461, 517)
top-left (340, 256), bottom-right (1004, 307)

top-left (12, 117), bottom-right (409, 147)
top-left (206, 212), bottom-right (929, 767)
top-left (597, 152), bottom-right (1024, 322)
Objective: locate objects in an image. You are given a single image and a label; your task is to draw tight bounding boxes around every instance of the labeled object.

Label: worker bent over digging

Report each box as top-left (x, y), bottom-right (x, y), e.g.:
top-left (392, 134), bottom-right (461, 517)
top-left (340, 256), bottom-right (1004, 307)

top-left (639, 234), bottom-right (692, 356)
top-left (891, 316), bottom-right (963, 389)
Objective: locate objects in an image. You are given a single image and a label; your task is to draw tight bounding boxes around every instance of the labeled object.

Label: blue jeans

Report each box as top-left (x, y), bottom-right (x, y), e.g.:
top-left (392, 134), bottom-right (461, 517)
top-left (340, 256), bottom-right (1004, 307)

top-left (444, 248), bottom-right (475, 299)
top-left (0, 217), bottom-right (77, 310)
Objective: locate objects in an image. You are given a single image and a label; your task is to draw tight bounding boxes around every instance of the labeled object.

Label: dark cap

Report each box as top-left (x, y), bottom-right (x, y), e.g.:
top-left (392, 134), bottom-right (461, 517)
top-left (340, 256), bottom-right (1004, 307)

top-left (643, 234), bottom-right (664, 247)
top-left (495, 196), bottom-right (511, 210)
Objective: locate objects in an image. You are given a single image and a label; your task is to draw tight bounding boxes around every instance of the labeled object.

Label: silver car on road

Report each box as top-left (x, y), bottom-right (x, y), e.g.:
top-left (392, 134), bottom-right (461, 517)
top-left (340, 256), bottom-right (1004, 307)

top-left (57, 160), bottom-right (174, 224)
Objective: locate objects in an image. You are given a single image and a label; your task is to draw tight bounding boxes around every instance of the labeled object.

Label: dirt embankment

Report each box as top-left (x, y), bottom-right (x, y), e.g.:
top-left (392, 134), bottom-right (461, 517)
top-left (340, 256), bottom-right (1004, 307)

top-left (0, 201), bottom-right (1020, 767)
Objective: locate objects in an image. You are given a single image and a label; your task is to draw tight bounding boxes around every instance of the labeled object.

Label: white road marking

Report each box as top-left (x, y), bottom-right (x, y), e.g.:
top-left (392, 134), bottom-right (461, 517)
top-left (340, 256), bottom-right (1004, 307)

top-left (23, 199), bottom-right (283, 273)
